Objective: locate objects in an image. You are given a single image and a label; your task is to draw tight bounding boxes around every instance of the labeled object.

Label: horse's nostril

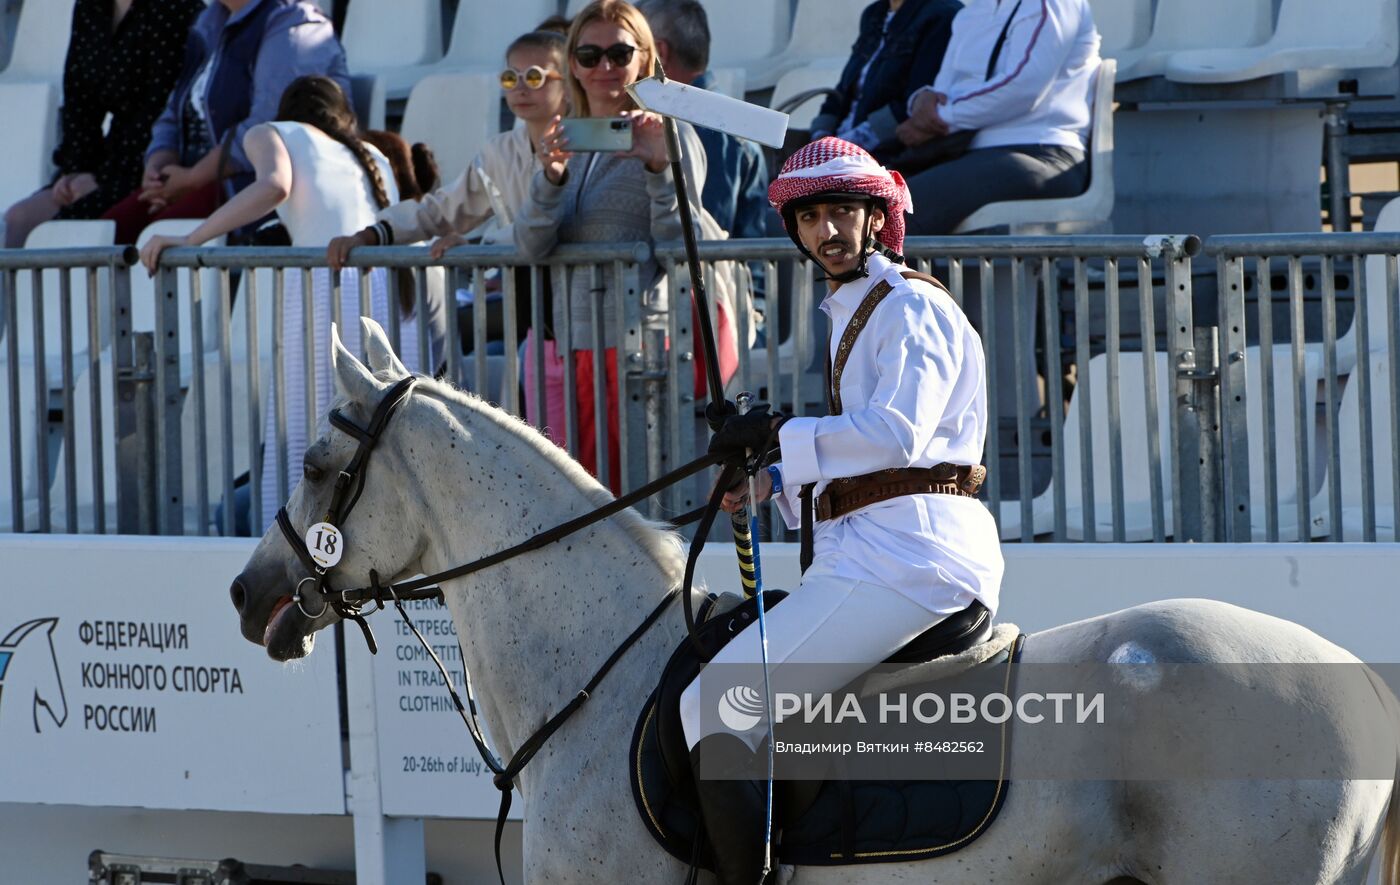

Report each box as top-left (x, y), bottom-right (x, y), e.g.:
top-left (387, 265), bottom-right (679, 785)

top-left (230, 578), bottom-right (247, 615)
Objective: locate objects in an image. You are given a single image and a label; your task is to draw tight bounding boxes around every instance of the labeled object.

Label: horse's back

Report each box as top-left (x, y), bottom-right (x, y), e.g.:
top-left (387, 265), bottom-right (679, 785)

top-left (1019, 597), bottom-right (1362, 665)
top-left (1001, 597), bottom-right (1396, 885)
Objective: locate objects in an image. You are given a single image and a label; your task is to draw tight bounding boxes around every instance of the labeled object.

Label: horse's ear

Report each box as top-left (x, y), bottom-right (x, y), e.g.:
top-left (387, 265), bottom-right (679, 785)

top-left (330, 322), bottom-right (382, 403)
top-left (360, 316), bottom-right (409, 379)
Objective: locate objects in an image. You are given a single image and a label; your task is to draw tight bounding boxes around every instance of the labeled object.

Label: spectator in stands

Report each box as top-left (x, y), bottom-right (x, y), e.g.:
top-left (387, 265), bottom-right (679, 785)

top-left (102, 0), bottom-right (351, 245)
top-left (899, 0), bottom-right (1101, 234)
top-left (636, 0), bottom-right (768, 238)
top-left (1, 0), bottom-right (203, 248)
top-left (516, 0), bottom-right (725, 492)
top-left (808, 0), bottom-right (961, 159)
top-left (325, 29), bottom-right (569, 264)
top-left (361, 130), bottom-right (440, 209)
top-left (325, 29), bottom-right (570, 391)
top-left (138, 76), bottom-right (447, 532)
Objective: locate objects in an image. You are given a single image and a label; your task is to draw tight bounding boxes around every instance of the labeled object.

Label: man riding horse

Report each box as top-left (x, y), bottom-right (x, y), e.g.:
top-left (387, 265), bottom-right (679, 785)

top-left (691, 137), bottom-right (1006, 885)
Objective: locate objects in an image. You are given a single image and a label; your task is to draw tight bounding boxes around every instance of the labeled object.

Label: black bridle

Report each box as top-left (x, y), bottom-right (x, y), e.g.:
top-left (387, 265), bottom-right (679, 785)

top-left (271, 373), bottom-right (743, 885)
top-left (275, 375), bottom-right (439, 653)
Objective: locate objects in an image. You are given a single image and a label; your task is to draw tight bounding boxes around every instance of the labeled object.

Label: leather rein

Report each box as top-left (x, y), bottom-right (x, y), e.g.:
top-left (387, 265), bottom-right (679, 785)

top-left (274, 374), bottom-right (745, 885)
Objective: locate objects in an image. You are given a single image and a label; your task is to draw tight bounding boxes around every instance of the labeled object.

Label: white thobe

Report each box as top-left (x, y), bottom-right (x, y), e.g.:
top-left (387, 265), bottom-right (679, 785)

top-left (773, 252), bottom-right (1004, 616)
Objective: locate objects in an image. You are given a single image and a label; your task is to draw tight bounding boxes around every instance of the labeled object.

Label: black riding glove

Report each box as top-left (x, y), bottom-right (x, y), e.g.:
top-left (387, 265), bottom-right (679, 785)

top-left (704, 398), bottom-right (738, 433)
top-left (708, 405), bottom-right (787, 459)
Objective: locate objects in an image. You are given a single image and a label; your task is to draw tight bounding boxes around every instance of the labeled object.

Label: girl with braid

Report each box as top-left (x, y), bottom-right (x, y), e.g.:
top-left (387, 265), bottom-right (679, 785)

top-left (139, 75), bottom-right (448, 532)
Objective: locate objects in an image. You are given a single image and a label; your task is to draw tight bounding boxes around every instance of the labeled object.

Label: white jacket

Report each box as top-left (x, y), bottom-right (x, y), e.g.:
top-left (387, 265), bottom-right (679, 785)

top-left (911, 0), bottom-right (1101, 151)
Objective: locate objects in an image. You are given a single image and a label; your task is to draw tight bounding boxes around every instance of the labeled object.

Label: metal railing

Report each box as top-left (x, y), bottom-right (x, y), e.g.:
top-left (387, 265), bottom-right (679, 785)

top-left (1211, 232), bottom-right (1400, 542)
top-left (899, 235), bottom-right (1201, 543)
top-left (0, 246), bottom-right (134, 534)
top-left (3, 232), bottom-right (1395, 543)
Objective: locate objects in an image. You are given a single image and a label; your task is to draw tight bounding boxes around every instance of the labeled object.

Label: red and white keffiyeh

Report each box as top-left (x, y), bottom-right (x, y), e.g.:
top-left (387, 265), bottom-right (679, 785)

top-left (768, 137), bottom-right (914, 255)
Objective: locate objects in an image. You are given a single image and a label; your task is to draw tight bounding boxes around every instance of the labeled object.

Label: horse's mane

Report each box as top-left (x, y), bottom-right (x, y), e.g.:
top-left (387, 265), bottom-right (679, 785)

top-left (404, 372), bottom-right (688, 583)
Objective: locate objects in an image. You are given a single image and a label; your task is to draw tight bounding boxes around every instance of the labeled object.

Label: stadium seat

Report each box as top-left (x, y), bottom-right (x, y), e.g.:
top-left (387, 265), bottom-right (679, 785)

top-left (704, 67), bottom-right (747, 100)
top-left (1320, 195), bottom-right (1400, 378)
top-left (996, 350), bottom-right (1173, 542)
top-left (768, 61), bottom-right (845, 132)
top-left (1166, 0), bottom-right (1399, 84)
top-left (399, 72), bottom-right (500, 189)
top-left (59, 264), bottom-right (274, 535)
top-left (358, 0), bottom-right (556, 119)
top-left (954, 58), bottom-right (1116, 235)
top-left (566, 0), bottom-right (791, 82)
top-left (1112, 0), bottom-right (1272, 83)
top-left (175, 267), bottom-right (276, 535)
top-left (443, 0), bottom-right (559, 72)
top-left (0, 81), bottom-right (57, 213)
top-left (1087, 0), bottom-right (1152, 59)
top-left (0, 0), bottom-right (75, 83)
top-left (757, 0), bottom-right (863, 90)
top-left (1244, 345), bottom-right (1328, 540)
top-left (340, 0), bottom-right (442, 77)
top-left (1315, 352), bottom-right (1398, 540)
top-left (45, 217), bottom-right (226, 532)
top-left (50, 354), bottom-right (114, 532)
top-left (995, 342), bottom-right (1322, 541)
top-left (6, 221), bottom-right (116, 385)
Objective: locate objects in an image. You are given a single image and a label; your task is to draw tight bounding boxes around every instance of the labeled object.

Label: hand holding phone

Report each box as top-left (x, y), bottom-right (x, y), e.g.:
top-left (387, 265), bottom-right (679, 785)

top-left (538, 116), bottom-right (573, 185)
top-left (559, 116), bottom-right (634, 153)
top-left (621, 110), bottom-right (669, 174)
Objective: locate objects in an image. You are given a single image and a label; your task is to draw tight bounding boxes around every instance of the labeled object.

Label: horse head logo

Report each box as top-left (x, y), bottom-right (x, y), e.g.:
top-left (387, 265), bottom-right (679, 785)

top-left (0, 618), bottom-right (69, 732)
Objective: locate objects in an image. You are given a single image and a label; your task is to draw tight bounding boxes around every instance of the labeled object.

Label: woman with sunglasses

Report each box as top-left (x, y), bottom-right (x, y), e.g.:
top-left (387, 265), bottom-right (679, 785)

top-left (516, 0), bottom-right (714, 493)
top-left (326, 28), bottom-right (569, 267)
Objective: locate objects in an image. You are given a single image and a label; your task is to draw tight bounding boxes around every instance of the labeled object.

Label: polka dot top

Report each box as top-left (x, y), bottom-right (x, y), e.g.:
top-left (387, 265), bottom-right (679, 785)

top-left (54, 0), bottom-right (204, 207)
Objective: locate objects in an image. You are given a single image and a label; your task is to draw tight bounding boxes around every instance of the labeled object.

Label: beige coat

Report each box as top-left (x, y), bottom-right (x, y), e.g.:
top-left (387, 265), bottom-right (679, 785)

top-left (376, 126), bottom-right (539, 246)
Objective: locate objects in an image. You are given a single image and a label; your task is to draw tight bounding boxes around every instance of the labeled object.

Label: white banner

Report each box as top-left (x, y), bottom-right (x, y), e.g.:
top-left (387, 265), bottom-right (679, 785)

top-left (0, 536), bottom-right (344, 814)
top-left (365, 549), bottom-right (799, 819)
top-left (360, 597), bottom-right (520, 819)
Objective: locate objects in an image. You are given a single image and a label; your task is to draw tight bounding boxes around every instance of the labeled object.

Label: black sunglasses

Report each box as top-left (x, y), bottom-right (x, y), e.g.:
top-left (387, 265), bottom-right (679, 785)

top-left (574, 42), bottom-right (637, 69)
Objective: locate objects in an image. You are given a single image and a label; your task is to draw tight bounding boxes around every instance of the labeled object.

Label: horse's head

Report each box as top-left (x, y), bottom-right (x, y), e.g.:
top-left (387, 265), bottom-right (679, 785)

top-left (231, 318), bottom-right (429, 661)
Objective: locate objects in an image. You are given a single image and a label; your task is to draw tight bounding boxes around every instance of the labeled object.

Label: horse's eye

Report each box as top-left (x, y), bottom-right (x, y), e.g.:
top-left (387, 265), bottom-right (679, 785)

top-left (303, 462), bottom-right (325, 483)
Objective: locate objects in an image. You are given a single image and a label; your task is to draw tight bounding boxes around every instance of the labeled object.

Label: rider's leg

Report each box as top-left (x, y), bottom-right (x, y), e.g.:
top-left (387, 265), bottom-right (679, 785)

top-left (680, 574), bottom-right (942, 749)
top-left (679, 575), bottom-right (944, 885)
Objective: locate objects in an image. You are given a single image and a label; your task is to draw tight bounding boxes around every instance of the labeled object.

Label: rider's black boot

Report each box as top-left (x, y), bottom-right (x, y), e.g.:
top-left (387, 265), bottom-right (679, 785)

top-left (690, 733), bottom-right (773, 885)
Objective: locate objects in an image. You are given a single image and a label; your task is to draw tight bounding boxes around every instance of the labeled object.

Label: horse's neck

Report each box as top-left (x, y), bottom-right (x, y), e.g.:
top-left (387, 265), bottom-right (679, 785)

top-left (412, 407), bottom-right (681, 760)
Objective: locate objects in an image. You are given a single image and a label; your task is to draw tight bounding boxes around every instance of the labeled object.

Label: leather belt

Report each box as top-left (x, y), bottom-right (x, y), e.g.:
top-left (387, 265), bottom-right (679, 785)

top-left (815, 464), bottom-right (986, 522)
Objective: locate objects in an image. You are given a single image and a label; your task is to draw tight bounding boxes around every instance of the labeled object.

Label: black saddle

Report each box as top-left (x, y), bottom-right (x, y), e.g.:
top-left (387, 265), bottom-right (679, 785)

top-left (629, 591), bottom-right (1021, 870)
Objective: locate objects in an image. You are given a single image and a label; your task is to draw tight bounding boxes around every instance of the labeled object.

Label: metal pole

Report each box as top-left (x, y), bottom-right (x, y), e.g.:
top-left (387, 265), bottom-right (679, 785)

top-left (1324, 102), bottom-right (1351, 233)
top-left (1193, 324), bottom-right (1222, 542)
top-left (154, 268), bottom-right (183, 535)
top-left (1217, 257), bottom-right (1251, 542)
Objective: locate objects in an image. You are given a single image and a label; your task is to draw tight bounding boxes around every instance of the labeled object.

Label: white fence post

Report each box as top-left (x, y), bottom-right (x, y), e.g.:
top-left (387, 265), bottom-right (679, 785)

top-left (345, 627), bottom-right (428, 884)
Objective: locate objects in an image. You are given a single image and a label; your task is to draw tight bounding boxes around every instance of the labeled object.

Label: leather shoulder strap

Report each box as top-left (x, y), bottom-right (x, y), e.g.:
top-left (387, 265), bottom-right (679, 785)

top-left (826, 272), bottom-right (951, 415)
top-left (828, 279), bottom-right (894, 416)
top-left (899, 269), bottom-right (952, 295)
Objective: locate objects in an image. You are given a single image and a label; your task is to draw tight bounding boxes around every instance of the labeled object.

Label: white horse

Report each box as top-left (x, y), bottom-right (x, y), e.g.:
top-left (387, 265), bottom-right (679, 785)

top-left (232, 319), bottom-right (1400, 885)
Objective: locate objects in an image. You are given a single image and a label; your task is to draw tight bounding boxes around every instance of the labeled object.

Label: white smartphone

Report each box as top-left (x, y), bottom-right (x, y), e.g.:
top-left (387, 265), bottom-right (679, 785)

top-left (560, 117), bottom-right (634, 152)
